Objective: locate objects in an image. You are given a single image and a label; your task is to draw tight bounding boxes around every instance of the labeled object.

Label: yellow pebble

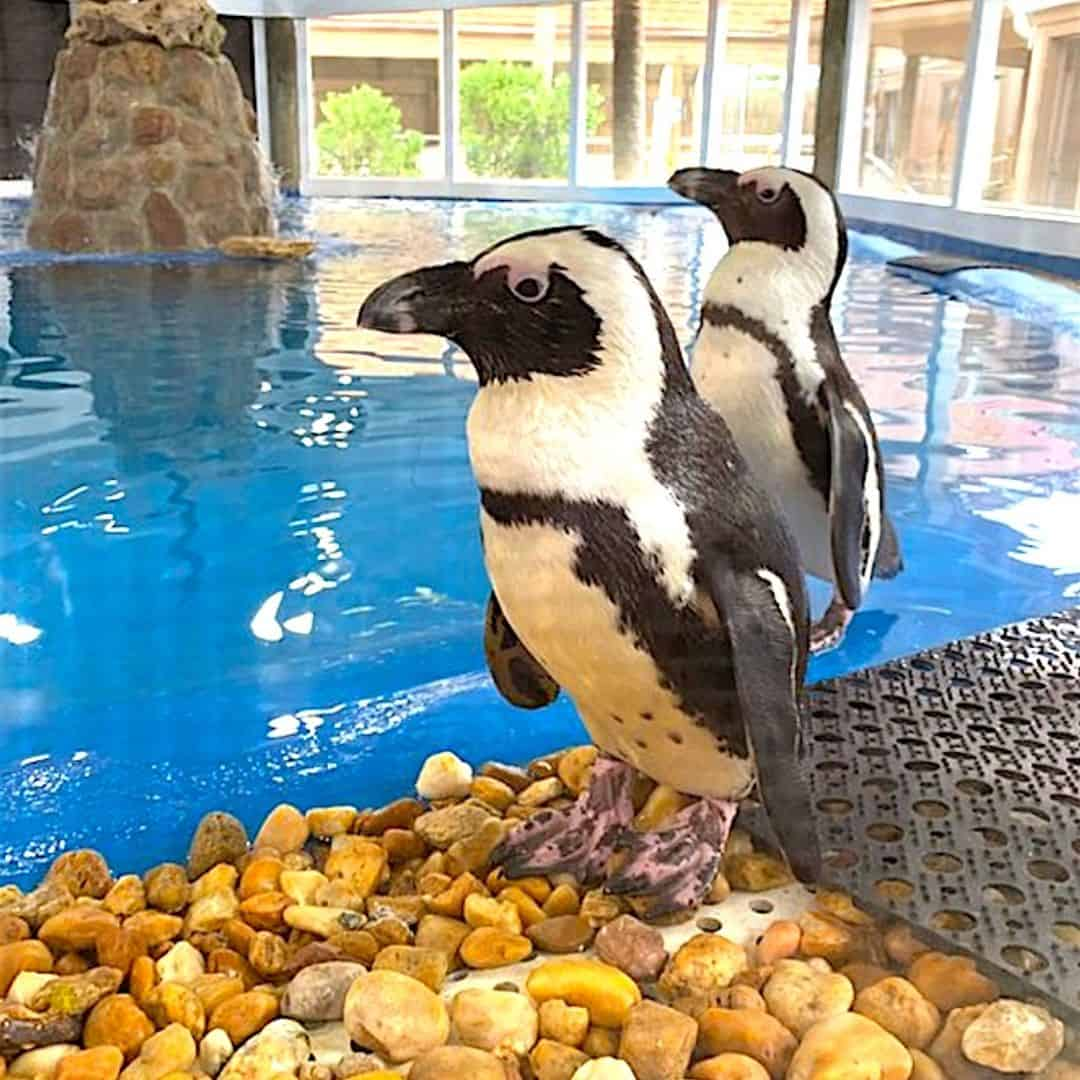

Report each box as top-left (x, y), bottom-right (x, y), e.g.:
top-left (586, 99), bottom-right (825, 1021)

top-left (526, 957), bottom-right (642, 1028)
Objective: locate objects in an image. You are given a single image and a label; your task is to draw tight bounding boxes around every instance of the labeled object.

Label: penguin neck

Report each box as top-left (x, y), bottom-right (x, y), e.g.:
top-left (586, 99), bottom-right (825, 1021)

top-left (709, 241), bottom-right (833, 321)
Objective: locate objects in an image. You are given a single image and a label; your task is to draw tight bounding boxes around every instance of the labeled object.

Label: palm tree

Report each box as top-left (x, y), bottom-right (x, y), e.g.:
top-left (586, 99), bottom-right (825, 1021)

top-left (612, 0), bottom-right (645, 181)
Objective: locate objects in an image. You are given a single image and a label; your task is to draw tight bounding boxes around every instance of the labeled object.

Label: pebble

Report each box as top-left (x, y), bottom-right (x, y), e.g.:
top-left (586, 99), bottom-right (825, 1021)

top-left (659, 934), bottom-right (747, 998)
top-left (187, 813), bottom-right (249, 879)
top-left (697, 1007), bottom-right (798, 1080)
top-left (500, 885), bottom-right (548, 929)
top-left (583, 1026), bottom-right (620, 1058)
top-left (464, 893), bottom-right (523, 934)
top-left (117, 1022), bottom-right (197, 1080)
top-left (762, 959), bottom-right (855, 1038)
top-left (840, 962), bottom-right (892, 992)
top-left (909, 1048), bottom-right (947, 1080)
top-left (343, 970), bottom-right (450, 1063)
top-left (280, 870), bottom-right (328, 907)
top-left (361, 796), bottom-right (426, 835)
top-left (530, 1038), bottom-right (591, 1080)
top-left (306, 806), bottom-right (358, 839)
top-left (209, 989), bottom-right (279, 1045)
top-left (884, 924), bottom-right (932, 969)
top-left (690, 1054), bottom-right (772, 1080)
top-left (415, 914), bottom-right (472, 962)
top-left (557, 746), bottom-right (598, 795)
top-left (519, 777), bottom-right (566, 807)
top-left (124, 911), bottom-right (183, 948)
top-left (55, 1046), bottom-right (125, 1080)
top-left (410, 1045), bottom-right (506, 1080)
top-left (798, 911), bottom-right (877, 968)
top-left (285, 905), bottom-right (362, 938)
top-left (571, 1059), bottom-right (637, 1080)
top-left (544, 884), bottom-right (581, 918)
top-left (907, 953), bottom-right (999, 1012)
top-left (142, 982), bottom-right (206, 1040)
top-left (324, 836), bottom-right (387, 899)
top-left (4, 880), bottom-right (73, 930)
top-left (35, 966), bottom-right (124, 1018)
top-left (253, 804), bottom-right (310, 854)
top-left (39, 906), bottom-right (118, 953)
top-left (156, 941), bottom-right (205, 986)
top-left (8, 1045), bottom-right (80, 1077)
top-left (239, 855), bottom-right (283, 899)
top-left (9, 969), bottom-right (57, 1004)
top-left (103, 876), bottom-right (147, 918)
top-left (927, 1004), bottom-right (997, 1080)
top-left (594, 915), bottom-right (667, 982)
top-left (372, 944), bottom-right (447, 991)
top-left (333, 1051), bottom-right (389, 1078)
top-left (527, 958), bottom-right (642, 1028)
top-left (528, 915), bottom-right (594, 954)
top-left (142, 865), bottom-right (190, 915)
top-left (724, 853), bottom-right (793, 891)
top-left (218, 1018), bottom-right (311, 1080)
top-left (451, 988), bottom-right (539, 1056)
top-left (83, 994), bottom-right (155, 1062)
top-left (416, 752), bottom-right (474, 800)
top-left (47, 850), bottom-right (113, 900)
top-left (0, 939), bottom-right (54, 995)
top-left (184, 888), bottom-right (240, 935)
top-left (471, 776), bottom-right (516, 812)
top-left (199, 1029), bottom-right (234, 1077)
top-left (460, 926), bottom-right (534, 968)
top-left (787, 1013), bottom-right (913, 1080)
top-left (414, 802), bottom-right (497, 850)
top-left (854, 976), bottom-right (942, 1049)
top-left (755, 921), bottom-right (801, 966)
top-left (0, 913), bottom-right (30, 944)
top-left (619, 1000), bottom-right (698, 1080)
top-left (539, 999), bottom-right (590, 1048)
top-left (960, 999), bottom-right (1065, 1074)
top-left (424, 872), bottom-right (486, 918)
top-left (279, 961), bottom-right (366, 1021)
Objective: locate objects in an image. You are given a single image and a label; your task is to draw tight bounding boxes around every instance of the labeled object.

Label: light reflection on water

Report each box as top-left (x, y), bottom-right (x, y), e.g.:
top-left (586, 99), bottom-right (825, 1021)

top-left (0, 196), bottom-right (1077, 883)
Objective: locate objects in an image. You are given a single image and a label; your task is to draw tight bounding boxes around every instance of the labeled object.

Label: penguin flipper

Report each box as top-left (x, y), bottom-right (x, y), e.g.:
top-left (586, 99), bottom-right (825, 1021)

top-left (483, 590), bottom-right (561, 710)
top-left (874, 512), bottom-right (904, 579)
top-left (709, 556), bottom-right (821, 884)
top-left (822, 381), bottom-right (875, 611)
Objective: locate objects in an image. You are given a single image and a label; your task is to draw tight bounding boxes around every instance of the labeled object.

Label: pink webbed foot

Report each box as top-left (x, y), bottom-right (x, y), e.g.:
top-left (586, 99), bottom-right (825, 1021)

top-left (606, 797), bottom-right (738, 919)
top-left (490, 755), bottom-right (635, 885)
top-left (811, 596), bottom-right (854, 654)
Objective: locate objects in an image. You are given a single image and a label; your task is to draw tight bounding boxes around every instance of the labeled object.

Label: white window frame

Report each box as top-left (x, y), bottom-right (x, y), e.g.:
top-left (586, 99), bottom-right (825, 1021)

top-left (215, 0), bottom-right (1080, 260)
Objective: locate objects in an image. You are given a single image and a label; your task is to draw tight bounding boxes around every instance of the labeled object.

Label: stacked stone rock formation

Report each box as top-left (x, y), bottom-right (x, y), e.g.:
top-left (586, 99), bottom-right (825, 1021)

top-left (27, 0), bottom-right (277, 253)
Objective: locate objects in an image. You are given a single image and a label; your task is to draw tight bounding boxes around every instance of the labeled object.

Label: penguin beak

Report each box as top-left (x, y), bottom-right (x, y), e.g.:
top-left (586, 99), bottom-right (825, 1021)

top-left (668, 167), bottom-right (741, 209)
top-left (357, 261), bottom-right (471, 337)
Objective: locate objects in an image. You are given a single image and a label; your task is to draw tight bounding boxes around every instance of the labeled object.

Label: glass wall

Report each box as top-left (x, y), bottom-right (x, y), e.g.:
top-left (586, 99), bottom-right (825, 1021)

top-left (309, 12), bottom-right (443, 179)
top-left (983, 0), bottom-right (1080, 212)
top-left (858, 0), bottom-right (974, 199)
top-left (456, 4), bottom-right (574, 182)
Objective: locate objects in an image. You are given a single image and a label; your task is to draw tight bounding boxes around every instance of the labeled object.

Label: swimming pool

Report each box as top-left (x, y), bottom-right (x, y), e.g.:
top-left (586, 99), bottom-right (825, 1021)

top-left (1, 196), bottom-right (1078, 887)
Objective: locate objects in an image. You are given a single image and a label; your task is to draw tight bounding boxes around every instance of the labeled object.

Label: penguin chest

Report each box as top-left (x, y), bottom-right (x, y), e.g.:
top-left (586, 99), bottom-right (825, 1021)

top-left (479, 512), bottom-right (754, 800)
top-left (693, 326), bottom-right (833, 583)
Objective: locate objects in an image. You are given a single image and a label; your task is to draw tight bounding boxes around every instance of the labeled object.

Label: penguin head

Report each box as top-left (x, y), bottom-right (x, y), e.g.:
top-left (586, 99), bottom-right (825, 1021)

top-left (669, 165), bottom-right (846, 298)
top-left (358, 225), bottom-right (683, 387)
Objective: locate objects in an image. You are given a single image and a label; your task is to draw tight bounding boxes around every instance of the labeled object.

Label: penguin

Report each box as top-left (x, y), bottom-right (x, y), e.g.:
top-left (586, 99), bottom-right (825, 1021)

top-left (668, 166), bottom-right (902, 652)
top-left (358, 224), bottom-right (821, 915)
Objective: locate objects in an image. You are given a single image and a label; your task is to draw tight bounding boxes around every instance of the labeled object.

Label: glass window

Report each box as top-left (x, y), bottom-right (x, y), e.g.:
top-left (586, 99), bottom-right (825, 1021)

top-left (308, 13), bottom-right (443, 180)
top-left (582, 0), bottom-right (709, 184)
top-left (455, 5), bottom-right (574, 182)
top-left (983, 0), bottom-right (1080, 212)
top-left (858, 0), bottom-right (974, 199)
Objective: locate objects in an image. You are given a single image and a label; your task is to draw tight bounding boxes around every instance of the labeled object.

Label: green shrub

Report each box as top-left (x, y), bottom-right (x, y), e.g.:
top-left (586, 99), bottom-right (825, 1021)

top-left (316, 84), bottom-right (425, 177)
top-left (459, 61), bottom-right (604, 179)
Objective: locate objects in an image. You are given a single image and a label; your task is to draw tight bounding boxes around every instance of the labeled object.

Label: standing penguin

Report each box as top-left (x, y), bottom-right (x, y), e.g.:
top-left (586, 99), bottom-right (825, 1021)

top-left (358, 225), bottom-right (820, 915)
top-left (669, 166), bottom-right (902, 652)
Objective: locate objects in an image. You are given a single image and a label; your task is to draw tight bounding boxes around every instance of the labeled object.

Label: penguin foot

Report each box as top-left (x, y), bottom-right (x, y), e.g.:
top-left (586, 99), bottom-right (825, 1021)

top-left (605, 797), bottom-right (738, 920)
top-left (490, 755), bottom-right (636, 884)
top-left (810, 597), bottom-right (854, 654)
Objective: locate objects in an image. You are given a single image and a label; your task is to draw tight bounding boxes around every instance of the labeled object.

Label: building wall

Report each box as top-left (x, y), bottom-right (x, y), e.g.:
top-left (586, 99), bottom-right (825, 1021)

top-left (0, 1), bottom-right (257, 180)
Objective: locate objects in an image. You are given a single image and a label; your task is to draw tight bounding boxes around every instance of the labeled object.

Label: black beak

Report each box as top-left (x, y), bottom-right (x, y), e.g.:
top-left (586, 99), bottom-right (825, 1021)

top-left (357, 260), bottom-right (471, 337)
top-left (668, 167), bottom-right (740, 208)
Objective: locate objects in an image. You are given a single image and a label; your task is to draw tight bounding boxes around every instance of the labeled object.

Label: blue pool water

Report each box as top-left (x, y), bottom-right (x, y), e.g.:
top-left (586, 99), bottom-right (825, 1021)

top-left (1, 196), bottom-right (1078, 886)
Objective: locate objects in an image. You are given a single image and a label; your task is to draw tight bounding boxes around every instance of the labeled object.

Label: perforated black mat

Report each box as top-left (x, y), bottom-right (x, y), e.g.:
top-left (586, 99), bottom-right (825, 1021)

top-left (805, 607), bottom-right (1080, 1022)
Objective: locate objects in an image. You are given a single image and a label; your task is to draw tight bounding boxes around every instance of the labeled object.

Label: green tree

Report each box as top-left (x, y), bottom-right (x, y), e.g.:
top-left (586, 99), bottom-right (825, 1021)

top-left (316, 84), bottom-right (425, 177)
top-left (459, 61), bottom-right (605, 180)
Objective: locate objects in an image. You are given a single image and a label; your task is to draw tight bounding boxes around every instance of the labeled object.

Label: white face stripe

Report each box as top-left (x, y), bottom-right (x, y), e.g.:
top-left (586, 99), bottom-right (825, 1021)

top-left (755, 567), bottom-right (798, 693)
top-left (843, 401), bottom-right (882, 596)
top-left (466, 236), bottom-right (698, 609)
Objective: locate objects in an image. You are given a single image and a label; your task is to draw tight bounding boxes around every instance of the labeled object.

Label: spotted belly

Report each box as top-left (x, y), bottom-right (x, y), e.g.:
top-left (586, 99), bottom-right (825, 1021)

top-left (480, 513), bottom-right (755, 801)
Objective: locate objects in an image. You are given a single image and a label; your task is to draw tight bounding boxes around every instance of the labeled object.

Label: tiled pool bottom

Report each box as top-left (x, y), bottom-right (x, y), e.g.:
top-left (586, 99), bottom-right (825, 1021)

top-left (0, 197), bottom-right (1079, 887)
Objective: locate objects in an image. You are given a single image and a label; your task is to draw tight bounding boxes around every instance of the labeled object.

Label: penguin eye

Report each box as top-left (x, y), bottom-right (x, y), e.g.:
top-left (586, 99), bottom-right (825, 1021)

top-left (509, 276), bottom-right (548, 303)
top-left (757, 186), bottom-right (780, 205)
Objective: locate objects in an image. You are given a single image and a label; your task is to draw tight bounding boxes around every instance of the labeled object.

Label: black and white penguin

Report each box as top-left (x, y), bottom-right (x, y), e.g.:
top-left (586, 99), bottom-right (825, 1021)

top-left (669, 166), bottom-right (902, 652)
top-left (358, 225), bottom-right (820, 915)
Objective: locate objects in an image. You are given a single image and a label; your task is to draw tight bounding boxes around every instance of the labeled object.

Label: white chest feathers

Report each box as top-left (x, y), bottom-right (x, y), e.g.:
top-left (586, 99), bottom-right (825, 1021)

top-left (479, 512), bottom-right (754, 800)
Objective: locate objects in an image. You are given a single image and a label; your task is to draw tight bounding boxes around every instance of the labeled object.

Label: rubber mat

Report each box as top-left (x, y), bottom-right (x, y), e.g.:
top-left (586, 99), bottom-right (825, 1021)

top-left (806, 607), bottom-right (1080, 1022)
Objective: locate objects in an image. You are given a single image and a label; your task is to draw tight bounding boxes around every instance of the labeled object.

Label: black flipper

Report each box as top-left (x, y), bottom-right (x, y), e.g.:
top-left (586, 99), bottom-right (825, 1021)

top-left (822, 380), bottom-right (873, 611)
top-left (874, 513), bottom-right (903, 579)
top-left (708, 555), bottom-right (821, 883)
top-left (483, 591), bottom-right (560, 710)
